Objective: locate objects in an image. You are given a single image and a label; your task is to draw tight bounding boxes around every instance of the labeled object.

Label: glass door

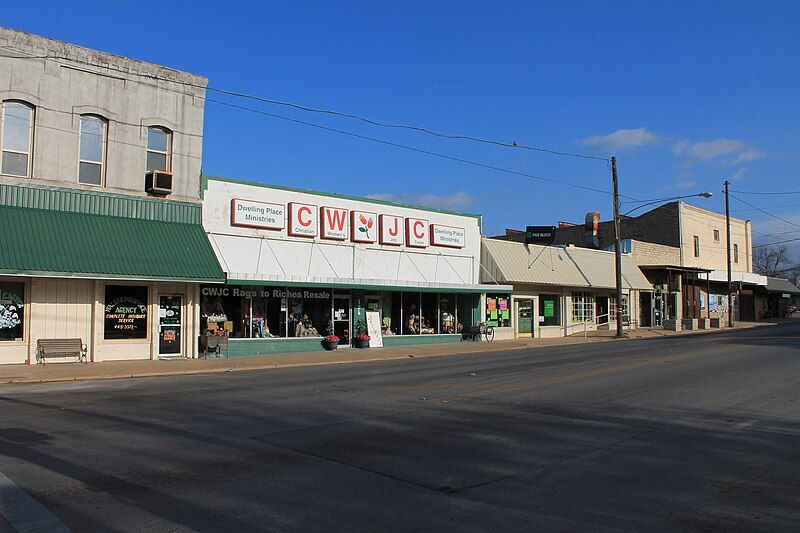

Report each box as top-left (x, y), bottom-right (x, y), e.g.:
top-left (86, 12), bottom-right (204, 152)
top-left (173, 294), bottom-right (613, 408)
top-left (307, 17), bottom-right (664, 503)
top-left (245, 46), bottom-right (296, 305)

top-left (517, 299), bottom-right (533, 338)
top-left (158, 295), bottom-right (183, 356)
top-left (333, 294), bottom-right (351, 345)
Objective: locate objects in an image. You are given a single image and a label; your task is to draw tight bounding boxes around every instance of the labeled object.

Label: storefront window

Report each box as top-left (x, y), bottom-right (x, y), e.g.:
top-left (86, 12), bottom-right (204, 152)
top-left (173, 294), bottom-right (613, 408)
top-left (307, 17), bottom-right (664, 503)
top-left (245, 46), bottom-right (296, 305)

top-left (251, 293), bottom-right (285, 338)
top-left (539, 294), bottom-right (561, 326)
top-left (402, 292), bottom-right (421, 334)
top-left (420, 293), bottom-right (438, 334)
top-left (200, 288), bottom-right (248, 338)
top-left (286, 289), bottom-right (331, 337)
top-left (610, 294), bottom-right (629, 322)
top-left (0, 281), bottom-right (24, 341)
top-left (104, 285), bottom-right (148, 340)
top-left (457, 293), bottom-right (476, 333)
top-left (439, 293), bottom-right (456, 334)
top-left (485, 294), bottom-right (510, 327)
top-left (571, 291), bottom-right (595, 323)
top-left (383, 292), bottom-right (401, 335)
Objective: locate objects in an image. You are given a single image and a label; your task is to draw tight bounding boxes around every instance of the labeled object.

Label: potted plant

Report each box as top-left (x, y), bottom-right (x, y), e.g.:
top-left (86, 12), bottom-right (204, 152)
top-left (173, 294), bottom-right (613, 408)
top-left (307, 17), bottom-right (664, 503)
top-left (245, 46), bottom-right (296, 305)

top-left (322, 320), bottom-right (339, 350)
top-left (353, 319), bottom-right (370, 348)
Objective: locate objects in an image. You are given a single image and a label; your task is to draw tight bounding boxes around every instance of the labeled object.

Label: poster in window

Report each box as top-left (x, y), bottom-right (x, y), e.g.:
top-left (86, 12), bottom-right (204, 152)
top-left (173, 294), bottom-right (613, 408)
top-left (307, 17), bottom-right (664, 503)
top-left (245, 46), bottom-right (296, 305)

top-left (104, 285), bottom-right (148, 339)
top-left (544, 300), bottom-right (555, 317)
top-left (0, 282), bottom-right (24, 341)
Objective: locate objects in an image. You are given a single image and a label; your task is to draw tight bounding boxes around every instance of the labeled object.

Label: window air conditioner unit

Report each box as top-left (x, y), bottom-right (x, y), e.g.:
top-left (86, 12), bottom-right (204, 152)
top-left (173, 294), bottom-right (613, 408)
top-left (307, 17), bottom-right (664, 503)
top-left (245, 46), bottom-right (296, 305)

top-left (145, 170), bottom-right (173, 195)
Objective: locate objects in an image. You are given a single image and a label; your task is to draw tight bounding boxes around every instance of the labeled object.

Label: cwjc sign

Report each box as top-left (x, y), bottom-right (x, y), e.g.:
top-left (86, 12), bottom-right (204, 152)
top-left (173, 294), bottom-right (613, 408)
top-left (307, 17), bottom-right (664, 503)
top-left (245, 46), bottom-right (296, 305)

top-left (525, 225), bottom-right (556, 245)
top-left (230, 198), bottom-right (466, 249)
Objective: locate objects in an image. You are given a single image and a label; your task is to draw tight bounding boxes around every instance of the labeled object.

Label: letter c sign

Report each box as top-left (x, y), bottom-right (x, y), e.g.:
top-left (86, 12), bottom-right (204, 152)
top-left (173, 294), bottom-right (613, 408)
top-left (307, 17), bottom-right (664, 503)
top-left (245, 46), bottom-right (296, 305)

top-left (288, 202), bottom-right (318, 237)
top-left (405, 217), bottom-right (429, 248)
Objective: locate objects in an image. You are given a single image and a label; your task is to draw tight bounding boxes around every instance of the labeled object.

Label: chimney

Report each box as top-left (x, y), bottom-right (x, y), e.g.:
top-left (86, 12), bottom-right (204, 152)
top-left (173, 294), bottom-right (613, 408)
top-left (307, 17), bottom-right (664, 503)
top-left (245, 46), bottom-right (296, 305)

top-left (584, 211), bottom-right (600, 248)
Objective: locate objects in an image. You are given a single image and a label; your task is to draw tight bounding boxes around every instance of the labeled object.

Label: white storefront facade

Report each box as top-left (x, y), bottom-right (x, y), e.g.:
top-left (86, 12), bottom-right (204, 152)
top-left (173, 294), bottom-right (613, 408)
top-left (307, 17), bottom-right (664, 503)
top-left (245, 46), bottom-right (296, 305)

top-left (201, 175), bottom-right (511, 356)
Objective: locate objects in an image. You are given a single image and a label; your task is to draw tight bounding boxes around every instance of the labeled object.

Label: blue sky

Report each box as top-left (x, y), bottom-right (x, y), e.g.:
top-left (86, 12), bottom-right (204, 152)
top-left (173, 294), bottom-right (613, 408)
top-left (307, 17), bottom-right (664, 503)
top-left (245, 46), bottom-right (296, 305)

top-left (4, 1), bottom-right (799, 252)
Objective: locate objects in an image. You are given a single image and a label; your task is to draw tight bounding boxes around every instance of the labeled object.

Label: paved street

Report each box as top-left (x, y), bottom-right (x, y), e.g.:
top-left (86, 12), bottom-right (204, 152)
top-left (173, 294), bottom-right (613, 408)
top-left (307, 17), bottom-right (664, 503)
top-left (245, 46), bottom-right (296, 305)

top-left (1, 324), bottom-right (799, 531)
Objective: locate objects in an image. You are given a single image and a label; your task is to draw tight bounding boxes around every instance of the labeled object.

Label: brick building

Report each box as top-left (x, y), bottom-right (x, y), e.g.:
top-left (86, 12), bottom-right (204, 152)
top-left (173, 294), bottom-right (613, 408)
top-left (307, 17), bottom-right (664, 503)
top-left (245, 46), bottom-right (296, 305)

top-left (498, 201), bottom-right (761, 328)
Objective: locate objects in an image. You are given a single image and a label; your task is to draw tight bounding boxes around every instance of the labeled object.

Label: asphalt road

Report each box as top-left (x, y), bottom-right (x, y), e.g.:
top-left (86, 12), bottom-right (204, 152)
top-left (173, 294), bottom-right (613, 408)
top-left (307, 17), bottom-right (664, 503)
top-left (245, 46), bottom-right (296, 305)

top-left (1, 324), bottom-right (799, 531)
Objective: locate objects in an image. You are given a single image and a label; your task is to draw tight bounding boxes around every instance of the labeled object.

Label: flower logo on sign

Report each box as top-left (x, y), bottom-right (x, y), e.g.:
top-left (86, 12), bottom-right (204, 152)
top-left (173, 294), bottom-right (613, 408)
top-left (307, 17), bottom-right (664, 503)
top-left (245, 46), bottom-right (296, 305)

top-left (358, 214), bottom-right (374, 239)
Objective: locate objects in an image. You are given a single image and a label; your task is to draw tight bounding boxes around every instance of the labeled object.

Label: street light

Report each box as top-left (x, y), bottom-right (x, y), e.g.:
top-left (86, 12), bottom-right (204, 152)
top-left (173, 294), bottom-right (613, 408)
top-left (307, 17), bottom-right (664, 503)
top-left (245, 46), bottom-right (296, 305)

top-left (621, 192), bottom-right (713, 217)
top-left (610, 165), bottom-right (713, 339)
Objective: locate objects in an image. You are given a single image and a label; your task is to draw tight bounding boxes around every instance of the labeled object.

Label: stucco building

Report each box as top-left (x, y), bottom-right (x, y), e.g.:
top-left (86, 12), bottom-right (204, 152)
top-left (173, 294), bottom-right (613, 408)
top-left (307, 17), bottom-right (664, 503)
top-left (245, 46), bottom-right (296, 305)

top-left (0, 27), bottom-right (223, 364)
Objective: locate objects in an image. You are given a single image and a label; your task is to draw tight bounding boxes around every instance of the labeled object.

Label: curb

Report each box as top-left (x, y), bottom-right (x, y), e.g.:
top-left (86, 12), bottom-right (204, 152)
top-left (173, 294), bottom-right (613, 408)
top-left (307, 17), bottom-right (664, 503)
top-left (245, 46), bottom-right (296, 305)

top-left (0, 323), bottom-right (777, 386)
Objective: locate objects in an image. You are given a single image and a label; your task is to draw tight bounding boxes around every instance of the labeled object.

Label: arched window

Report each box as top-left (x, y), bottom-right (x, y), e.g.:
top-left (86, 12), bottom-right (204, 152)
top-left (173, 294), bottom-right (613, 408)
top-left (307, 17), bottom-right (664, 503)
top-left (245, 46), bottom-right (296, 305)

top-left (146, 126), bottom-right (171, 172)
top-left (78, 114), bottom-right (107, 185)
top-left (1, 100), bottom-right (34, 178)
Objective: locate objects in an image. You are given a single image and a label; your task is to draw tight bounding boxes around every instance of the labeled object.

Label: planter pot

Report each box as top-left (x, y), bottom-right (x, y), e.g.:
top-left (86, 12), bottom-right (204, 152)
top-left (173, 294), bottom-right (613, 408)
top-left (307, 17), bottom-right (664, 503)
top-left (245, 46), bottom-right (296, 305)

top-left (321, 340), bottom-right (339, 351)
top-left (353, 338), bottom-right (370, 349)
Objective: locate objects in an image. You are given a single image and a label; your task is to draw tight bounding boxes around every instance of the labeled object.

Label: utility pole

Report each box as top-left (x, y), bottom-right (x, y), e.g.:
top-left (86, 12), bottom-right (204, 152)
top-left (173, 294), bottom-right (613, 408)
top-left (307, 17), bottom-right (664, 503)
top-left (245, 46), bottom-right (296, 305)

top-left (724, 180), bottom-right (735, 327)
top-left (612, 156), bottom-right (624, 338)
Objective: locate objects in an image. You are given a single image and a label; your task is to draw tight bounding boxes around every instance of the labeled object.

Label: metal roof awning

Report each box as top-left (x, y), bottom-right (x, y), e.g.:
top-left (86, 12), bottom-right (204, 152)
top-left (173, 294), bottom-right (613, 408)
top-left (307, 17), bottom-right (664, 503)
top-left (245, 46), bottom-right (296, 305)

top-left (638, 265), bottom-right (712, 273)
top-left (481, 238), bottom-right (652, 291)
top-left (764, 277), bottom-right (800, 295)
top-left (227, 275), bottom-right (510, 293)
top-left (0, 205), bottom-right (225, 282)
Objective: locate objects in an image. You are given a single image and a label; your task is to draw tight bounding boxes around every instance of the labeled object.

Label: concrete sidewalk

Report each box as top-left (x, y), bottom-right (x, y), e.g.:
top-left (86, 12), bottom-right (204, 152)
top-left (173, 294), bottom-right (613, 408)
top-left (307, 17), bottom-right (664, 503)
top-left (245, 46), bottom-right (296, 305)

top-left (0, 321), bottom-right (776, 386)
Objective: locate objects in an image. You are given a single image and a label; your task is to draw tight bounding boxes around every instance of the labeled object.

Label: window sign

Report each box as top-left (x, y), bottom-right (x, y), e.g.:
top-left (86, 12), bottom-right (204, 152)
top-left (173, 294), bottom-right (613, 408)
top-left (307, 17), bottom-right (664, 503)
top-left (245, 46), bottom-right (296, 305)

top-left (379, 215), bottom-right (404, 245)
top-left (288, 202), bottom-right (318, 237)
top-left (0, 282), bottom-right (24, 341)
top-left (544, 300), bottom-right (555, 317)
top-left (320, 207), bottom-right (348, 240)
top-left (104, 285), bottom-right (148, 339)
top-left (405, 218), bottom-right (429, 248)
top-left (430, 224), bottom-right (466, 248)
top-left (351, 210), bottom-right (377, 243)
top-left (231, 199), bottom-right (285, 230)
top-left (485, 294), bottom-right (510, 327)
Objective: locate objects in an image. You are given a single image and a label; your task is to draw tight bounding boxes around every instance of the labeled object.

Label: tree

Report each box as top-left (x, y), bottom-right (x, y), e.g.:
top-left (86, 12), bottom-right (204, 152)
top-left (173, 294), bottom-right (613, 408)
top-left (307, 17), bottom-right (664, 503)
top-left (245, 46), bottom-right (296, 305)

top-left (753, 244), bottom-right (796, 277)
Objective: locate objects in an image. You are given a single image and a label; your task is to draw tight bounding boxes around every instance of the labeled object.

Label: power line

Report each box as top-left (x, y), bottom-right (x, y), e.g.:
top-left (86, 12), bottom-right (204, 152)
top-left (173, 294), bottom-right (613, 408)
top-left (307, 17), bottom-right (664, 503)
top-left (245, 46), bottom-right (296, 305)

top-left (207, 98), bottom-right (633, 199)
top-left (731, 189), bottom-right (800, 195)
top-left (753, 235), bottom-right (800, 248)
top-left (730, 194), bottom-right (800, 230)
top-left (0, 48), bottom-right (609, 162)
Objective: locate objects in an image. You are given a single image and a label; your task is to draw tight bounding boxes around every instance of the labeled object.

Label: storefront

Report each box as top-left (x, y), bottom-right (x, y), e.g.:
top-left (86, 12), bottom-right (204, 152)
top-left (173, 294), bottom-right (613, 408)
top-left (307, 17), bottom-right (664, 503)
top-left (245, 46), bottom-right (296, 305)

top-left (480, 238), bottom-right (651, 338)
top-left (0, 183), bottom-right (225, 365)
top-left (200, 175), bottom-right (509, 356)
top-left (756, 277), bottom-right (800, 320)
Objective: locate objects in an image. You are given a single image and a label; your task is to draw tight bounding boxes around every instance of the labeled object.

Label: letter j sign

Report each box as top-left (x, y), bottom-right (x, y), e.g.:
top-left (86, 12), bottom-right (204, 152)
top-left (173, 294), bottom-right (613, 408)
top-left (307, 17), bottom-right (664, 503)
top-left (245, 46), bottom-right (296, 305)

top-left (379, 214), bottom-right (403, 245)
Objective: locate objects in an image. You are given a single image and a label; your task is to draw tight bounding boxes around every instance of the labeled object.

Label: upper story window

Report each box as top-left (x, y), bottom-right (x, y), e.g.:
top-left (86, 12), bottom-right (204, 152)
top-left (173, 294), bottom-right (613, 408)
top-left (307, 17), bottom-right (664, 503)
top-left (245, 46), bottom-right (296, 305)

top-left (78, 115), bottom-right (107, 186)
top-left (734, 244), bottom-right (739, 263)
top-left (713, 229), bottom-right (720, 242)
top-left (146, 126), bottom-right (171, 172)
top-left (693, 235), bottom-right (700, 257)
top-left (1, 100), bottom-right (34, 178)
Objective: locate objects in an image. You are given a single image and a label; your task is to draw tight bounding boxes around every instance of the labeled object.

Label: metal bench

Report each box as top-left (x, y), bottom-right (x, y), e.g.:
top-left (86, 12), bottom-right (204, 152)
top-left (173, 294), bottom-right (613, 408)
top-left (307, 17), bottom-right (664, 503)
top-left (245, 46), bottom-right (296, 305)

top-left (36, 338), bottom-right (87, 364)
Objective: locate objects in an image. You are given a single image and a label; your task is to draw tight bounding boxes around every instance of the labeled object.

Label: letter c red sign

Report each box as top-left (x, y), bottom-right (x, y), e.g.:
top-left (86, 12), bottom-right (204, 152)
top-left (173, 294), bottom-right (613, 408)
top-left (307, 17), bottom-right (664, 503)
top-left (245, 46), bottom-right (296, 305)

top-left (413, 220), bottom-right (425, 239)
top-left (299, 206), bottom-right (312, 227)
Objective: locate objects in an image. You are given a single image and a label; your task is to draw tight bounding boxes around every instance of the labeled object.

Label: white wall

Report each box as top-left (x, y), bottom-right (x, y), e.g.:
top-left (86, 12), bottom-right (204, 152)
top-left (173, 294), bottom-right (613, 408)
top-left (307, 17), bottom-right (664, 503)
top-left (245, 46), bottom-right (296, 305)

top-left (203, 179), bottom-right (482, 287)
top-left (0, 277), bottom-right (200, 365)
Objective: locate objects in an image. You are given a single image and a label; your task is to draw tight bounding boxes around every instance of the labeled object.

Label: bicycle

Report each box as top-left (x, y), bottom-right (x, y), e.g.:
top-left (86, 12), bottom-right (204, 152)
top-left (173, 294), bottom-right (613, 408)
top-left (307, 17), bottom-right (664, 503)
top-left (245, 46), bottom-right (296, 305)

top-left (478, 322), bottom-right (495, 342)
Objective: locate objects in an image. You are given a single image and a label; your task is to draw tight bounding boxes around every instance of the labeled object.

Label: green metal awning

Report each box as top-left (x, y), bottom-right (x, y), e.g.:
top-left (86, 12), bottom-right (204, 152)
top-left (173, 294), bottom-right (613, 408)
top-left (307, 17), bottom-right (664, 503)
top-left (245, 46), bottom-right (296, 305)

top-left (0, 205), bottom-right (225, 282)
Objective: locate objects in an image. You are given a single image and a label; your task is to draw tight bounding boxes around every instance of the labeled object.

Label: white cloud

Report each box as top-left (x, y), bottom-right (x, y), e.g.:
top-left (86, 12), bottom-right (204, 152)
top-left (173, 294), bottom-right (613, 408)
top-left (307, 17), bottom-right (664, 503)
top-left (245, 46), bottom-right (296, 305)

top-left (672, 138), bottom-right (747, 161)
top-left (578, 128), bottom-right (658, 151)
top-left (730, 149), bottom-right (766, 165)
top-left (730, 167), bottom-right (748, 180)
top-left (366, 191), bottom-right (475, 211)
top-left (673, 180), bottom-right (698, 189)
